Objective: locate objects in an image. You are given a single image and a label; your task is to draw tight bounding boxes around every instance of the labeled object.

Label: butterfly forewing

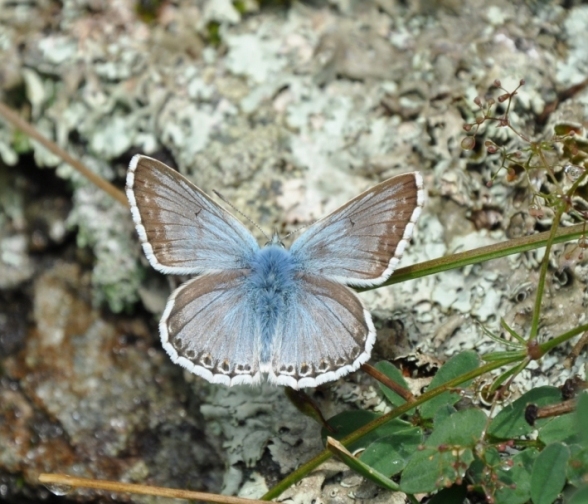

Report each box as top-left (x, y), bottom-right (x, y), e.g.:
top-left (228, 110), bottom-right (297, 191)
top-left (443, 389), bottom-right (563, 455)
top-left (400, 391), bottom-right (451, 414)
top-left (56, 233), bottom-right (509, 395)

top-left (126, 155), bottom-right (259, 275)
top-left (269, 274), bottom-right (374, 388)
top-left (160, 270), bottom-right (262, 385)
top-left (290, 172), bottom-right (424, 287)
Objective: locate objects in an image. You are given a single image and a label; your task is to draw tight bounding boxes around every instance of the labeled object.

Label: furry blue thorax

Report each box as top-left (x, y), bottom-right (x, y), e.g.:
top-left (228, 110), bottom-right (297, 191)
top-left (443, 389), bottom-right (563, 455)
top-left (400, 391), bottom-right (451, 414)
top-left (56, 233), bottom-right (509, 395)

top-left (248, 245), bottom-right (297, 291)
top-left (247, 245), bottom-right (298, 362)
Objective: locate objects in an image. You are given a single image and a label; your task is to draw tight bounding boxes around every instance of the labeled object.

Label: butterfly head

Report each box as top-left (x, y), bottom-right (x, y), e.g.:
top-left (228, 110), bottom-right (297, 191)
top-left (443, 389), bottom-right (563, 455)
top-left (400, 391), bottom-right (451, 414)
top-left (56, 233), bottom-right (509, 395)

top-left (265, 231), bottom-right (285, 248)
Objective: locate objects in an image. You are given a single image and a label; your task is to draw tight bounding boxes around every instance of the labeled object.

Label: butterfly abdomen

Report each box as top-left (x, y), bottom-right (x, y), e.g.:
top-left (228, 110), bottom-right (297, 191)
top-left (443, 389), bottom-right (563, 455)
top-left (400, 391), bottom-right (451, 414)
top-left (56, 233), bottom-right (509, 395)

top-left (247, 245), bottom-right (299, 363)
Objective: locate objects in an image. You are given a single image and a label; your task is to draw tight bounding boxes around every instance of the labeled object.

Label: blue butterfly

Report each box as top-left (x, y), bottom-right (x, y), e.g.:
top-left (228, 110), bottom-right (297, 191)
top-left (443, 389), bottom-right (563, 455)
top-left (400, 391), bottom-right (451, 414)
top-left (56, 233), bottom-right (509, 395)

top-left (126, 155), bottom-right (424, 388)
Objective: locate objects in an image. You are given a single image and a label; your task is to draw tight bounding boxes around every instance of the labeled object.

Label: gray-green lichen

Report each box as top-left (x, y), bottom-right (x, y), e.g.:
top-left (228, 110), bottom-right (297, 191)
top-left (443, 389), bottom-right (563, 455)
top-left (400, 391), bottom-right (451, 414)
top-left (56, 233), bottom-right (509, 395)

top-left (67, 181), bottom-right (145, 312)
top-left (200, 384), bottom-right (322, 496)
top-left (0, 165), bottom-right (32, 289)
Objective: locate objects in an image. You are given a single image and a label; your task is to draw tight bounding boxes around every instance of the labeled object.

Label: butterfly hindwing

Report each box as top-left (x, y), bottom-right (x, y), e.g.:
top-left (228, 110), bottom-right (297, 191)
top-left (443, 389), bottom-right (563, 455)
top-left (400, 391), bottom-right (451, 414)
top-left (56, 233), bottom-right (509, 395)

top-left (160, 254), bottom-right (376, 389)
top-left (290, 173), bottom-right (424, 287)
top-left (269, 273), bottom-right (375, 388)
top-left (126, 155), bottom-right (259, 275)
top-left (160, 270), bottom-right (262, 386)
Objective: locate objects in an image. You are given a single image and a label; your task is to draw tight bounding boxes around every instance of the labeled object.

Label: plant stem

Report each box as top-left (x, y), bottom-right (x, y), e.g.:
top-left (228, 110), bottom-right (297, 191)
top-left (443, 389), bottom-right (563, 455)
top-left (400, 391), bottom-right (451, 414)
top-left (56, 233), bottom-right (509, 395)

top-left (367, 221), bottom-right (586, 290)
top-left (38, 474), bottom-right (266, 504)
top-left (529, 206), bottom-right (563, 340)
top-left (538, 322), bottom-right (588, 355)
top-left (0, 102), bottom-right (128, 206)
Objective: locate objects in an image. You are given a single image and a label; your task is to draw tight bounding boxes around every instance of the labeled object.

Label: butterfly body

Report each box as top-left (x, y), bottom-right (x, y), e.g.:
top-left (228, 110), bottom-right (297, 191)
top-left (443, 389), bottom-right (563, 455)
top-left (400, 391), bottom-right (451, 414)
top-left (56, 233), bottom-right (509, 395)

top-left (246, 244), bottom-right (299, 363)
top-left (127, 155), bottom-right (424, 388)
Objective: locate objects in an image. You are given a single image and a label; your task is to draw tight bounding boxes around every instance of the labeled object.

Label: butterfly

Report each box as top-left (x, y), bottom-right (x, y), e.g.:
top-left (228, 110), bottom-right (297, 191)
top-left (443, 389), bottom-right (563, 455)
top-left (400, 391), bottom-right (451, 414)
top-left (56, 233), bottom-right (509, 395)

top-left (126, 155), bottom-right (424, 388)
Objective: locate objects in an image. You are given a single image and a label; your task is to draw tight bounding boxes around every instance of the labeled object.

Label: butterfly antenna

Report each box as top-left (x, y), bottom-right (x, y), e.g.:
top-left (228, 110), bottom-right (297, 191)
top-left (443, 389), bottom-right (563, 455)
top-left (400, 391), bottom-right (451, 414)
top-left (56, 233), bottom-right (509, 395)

top-left (212, 189), bottom-right (270, 241)
top-left (283, 220), bottom-right (316, 240)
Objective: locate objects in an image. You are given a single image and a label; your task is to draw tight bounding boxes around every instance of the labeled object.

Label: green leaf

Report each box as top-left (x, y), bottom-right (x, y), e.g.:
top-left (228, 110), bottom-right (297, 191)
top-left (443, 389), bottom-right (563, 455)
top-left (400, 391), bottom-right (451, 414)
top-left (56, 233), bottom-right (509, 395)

top-left (420, 350), bottom-right (481, 419)
top-left (495, 448), bottom-right (538, 504)
top-left (481, 446), bottom-right (502, 466)
top-left (500, 317), bottom-right (526, 345)
top-left (374, 361), bottom-right (412, 410)
top-left (433, 405), bottom-right (457, 426)
top-left (538, 413), bottom-right (579, 445)
top-left (567, 445), bottom-right (588, 487)
top-left (400, 446), bottom-right (474, 494)
top-left (399, 409), bottom-right (484, 495)
top-left (426, 408), bottom-right (487, 447)
top-left (567, 485), bottom-right (588, 504)
top-left (576, 392), bottom-right (588, 448)
top-left (358, 428), bottom-right (423, 476)
top-left (400, 447), bottom-right (445, 494)
top-left (326, 437), bottom-right (399, 491)
top-left (488, 386), bottom-right (562, 439)
top-left (530, 442), bottom-right (570, 504)
top-left (468, 449), bottom-right (498, 495)
top-left (397, 408), bottom-right (484, 494)
top-left (321, 410), bottom-right (413, 452)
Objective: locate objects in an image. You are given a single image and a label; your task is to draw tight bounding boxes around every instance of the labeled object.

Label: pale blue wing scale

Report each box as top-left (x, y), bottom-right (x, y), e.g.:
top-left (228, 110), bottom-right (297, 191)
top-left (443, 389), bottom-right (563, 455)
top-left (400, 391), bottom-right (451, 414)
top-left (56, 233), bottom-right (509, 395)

top-left (290, 173), bottom-right (425, 287)
top-left (268, 274), bottom-right (375, 389)
top-left (126, 155), bottom-right (259, 275)
top-left (160, 270), bottom-right (263, 385)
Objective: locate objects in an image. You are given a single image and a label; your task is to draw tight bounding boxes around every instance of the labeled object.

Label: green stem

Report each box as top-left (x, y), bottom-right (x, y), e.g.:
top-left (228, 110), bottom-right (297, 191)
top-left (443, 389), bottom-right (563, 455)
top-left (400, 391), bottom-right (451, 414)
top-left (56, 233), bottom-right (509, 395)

top-left (488, 357), bottom-right (530, 394)
top-left (362, 221), bottom-right (586, 290)
top-left (529, 207), bottom-right (563, 340)
top-left (538, 322), bottom-right (588, 355)
top-left (407, 494), bottom-right (419, 504)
